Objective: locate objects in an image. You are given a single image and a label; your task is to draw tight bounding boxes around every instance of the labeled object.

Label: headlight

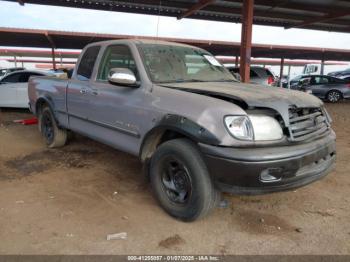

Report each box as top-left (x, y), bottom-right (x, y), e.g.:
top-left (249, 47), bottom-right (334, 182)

top-left (224, 116), bottom-right (254, 140)
top-left (249, 115), bottom-right (283, 141)
top-left (224, 115), bottom-right (283, 141)
top-left (322, 107), bottom-right (332, 123)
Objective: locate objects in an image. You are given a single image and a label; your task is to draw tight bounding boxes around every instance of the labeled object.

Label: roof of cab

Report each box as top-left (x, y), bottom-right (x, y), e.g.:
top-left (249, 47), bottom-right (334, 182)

top-left (85, 38), bottom-right (205, 50)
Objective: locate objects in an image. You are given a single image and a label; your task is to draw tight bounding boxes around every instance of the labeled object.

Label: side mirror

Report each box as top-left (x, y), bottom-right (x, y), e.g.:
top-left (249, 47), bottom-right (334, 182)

top-left (108, 68), bottom-right (139, 87)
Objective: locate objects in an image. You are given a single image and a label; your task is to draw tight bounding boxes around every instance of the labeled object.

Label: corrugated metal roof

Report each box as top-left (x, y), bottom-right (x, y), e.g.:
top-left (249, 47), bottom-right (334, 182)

top-left (3, 0), bottom-right (350, 33)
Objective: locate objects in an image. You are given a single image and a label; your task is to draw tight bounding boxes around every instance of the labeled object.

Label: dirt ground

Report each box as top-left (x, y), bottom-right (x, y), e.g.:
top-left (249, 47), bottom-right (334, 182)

top-left (0, 103), bottom-right (349, 255)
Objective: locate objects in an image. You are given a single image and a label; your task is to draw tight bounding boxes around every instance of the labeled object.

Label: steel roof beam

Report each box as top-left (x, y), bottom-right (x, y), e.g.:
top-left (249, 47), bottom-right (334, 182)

top-left (285, 11), bottom-right (350, 29)
top-left (4, 58), bottom-right (75, 64)
top-left (177, 0), bottom-right (216, 20)
top-left (248, 0), bottom-right (350, 14)
top-left (44, 32), bottom-right (56, 49)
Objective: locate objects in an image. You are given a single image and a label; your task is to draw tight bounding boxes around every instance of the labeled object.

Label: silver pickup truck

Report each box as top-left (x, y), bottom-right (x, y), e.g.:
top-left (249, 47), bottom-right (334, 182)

top-left (28, 40), bottom-right (336, 221)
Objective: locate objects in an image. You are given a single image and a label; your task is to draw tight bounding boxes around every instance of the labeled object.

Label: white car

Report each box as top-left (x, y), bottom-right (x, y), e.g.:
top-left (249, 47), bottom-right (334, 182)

top-left (0, 70), bottom-right (53, 108)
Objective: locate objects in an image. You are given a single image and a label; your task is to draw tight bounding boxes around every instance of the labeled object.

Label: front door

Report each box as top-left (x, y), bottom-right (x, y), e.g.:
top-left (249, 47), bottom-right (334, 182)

top-left (86, 44), bottom-right (145, 155)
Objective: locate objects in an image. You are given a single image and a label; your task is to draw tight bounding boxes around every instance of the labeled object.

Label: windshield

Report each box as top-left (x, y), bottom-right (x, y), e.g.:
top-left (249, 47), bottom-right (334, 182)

top-left (138, 43), bottom-right (236, 83)
top-left (0, 69), bottom-right (7, 78)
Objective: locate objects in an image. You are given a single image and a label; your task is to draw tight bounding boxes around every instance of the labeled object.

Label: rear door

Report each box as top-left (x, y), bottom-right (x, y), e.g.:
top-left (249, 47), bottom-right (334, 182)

top-left (67, 45), bottom-right (101, 131)
top-left (310, 76), bottom-right (330, 98)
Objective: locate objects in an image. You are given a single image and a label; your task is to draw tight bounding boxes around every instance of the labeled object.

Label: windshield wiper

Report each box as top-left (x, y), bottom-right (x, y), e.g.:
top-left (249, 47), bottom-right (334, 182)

top-left (209, 79), bottom-right (238, 82)
top-left (158, 78), bottom-right (238, 84)
top-left (158, 79), bottom-right (206, 84)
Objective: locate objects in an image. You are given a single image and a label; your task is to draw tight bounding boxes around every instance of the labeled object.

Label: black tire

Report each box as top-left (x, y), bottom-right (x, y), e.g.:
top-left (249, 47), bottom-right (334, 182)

top-left (326, 90), bottom-right (342, 103)
top-left (150, 138), bottom-right (219, 221)
top-left (39, 106), bottom-right (67, 148)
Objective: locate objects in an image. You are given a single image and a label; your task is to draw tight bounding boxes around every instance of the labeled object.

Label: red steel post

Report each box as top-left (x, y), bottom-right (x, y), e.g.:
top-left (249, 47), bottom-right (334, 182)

top-left (239, 0), bottom-right (254, 83)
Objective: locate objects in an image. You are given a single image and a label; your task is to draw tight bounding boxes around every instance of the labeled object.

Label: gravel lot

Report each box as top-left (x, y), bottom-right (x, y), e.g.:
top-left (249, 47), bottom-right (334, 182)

top-left (0, 102), bottom-right (349, 255)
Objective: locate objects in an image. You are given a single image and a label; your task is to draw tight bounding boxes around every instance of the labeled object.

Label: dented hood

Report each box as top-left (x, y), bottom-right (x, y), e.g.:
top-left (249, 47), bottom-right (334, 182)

top-left (160, 81), bottom-right (323, 126)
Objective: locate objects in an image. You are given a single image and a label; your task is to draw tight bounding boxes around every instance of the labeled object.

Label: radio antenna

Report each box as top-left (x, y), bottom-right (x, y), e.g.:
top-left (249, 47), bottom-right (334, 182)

top-left (156, 0), bottom-right (162, 39)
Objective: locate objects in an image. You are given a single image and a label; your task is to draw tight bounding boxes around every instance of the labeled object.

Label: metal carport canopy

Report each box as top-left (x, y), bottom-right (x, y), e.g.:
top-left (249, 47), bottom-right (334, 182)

top-left (4, 0), bottom-right (350, 33)
top-left (3, 0), bottom-right (350, 80)
top-left (0, 48), bottom-right (80, 59)
top-left (1, 27), bottom-right (350, 62)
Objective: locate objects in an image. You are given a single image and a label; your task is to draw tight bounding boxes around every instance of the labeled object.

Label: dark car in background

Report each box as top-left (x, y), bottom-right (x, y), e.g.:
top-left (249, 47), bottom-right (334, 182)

top-left (339, 75), bottom-right (350, 83)
top-left (281, 74), bottom-right (306, 89)
top-left (328, 68), bottom-right (350, 77)
top-left (295, 75), bottom-right (350, 102)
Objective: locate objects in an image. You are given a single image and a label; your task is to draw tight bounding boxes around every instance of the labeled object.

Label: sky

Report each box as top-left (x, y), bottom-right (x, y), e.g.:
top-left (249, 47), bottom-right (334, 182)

top-left (0, 1), bottom-right (350, 75)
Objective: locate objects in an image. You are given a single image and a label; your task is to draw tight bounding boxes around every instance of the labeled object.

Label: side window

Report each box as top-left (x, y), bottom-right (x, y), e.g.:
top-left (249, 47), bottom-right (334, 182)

top-left (97, 45), bottom-right (138, 81)
top-left (18, 73), bottom-right (33, 83)
top-left (330, 77), bottom-right (345, 84)
top-left (1, 73), bottom-right (21, 83)
top-left (301, 77), bottom-right (312, 85)
top-left (77, 46), bottom-right (101, 81)
top-left (314, 76), bottom-right (329, 85)
top-left (19, 73), bottom-right (43, 83)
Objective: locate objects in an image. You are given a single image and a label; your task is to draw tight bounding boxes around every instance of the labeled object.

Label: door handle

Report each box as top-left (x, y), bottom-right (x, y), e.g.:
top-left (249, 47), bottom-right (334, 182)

top-left (80, 88), bottom-right (87, 94)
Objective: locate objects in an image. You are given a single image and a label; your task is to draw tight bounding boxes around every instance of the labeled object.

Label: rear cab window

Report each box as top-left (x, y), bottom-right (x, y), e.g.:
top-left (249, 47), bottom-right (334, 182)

top-left (77, 45), bottom-right (101, 81)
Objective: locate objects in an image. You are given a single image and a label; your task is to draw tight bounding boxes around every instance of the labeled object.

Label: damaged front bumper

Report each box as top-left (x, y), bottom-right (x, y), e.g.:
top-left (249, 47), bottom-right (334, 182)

top-left (199, 131), bottom-right (336, 195)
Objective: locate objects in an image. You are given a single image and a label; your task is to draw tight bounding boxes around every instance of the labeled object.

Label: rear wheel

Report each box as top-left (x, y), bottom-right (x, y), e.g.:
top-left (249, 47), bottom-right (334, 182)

top-left (39, 106), bottom-right (67, 148)
top-left (327, 90), bottom-right (342, 103)
top-left (150, 139), bottom-right (219, 221)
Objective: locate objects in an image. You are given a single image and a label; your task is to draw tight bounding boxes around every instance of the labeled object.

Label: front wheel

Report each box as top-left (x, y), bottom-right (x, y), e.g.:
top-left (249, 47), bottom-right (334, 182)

top-left (150, 139), bottom-right (219, 221)
top-left (327, 90), bottom-right (342, 103)
top-left (39, 106), bottom-right (67, 148)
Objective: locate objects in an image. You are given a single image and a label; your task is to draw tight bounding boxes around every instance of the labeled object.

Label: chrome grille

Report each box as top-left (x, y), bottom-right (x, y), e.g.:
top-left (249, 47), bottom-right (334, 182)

top-left (288, 108), bottom-right (330, 142)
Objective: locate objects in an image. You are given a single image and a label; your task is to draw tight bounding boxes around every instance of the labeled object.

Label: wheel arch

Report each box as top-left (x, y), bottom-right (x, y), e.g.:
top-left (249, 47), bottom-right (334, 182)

top-left (35, 97), bottom-right (55, 117)
top-left (139, 114), bottom-right (220, 162)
